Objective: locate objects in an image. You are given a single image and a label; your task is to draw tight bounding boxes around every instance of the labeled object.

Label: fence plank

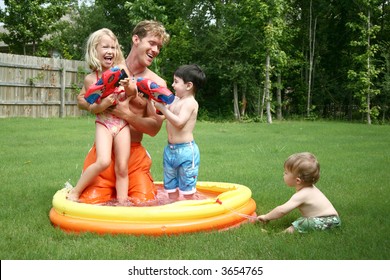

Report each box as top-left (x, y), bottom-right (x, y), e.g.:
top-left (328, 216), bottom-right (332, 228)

top-left (0, 53), bottom-right (89, 118)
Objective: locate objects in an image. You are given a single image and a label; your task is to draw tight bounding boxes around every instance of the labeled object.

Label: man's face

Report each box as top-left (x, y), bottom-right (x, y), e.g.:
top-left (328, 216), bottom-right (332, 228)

top-left (134, 34), bottom-right (163, 66)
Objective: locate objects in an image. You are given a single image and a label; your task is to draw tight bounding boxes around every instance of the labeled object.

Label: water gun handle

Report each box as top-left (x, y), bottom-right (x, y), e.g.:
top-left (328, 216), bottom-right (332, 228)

top-left (136, 77), bottom-right (175, 105)
top-left (85, 67), bottom-right (128, 104)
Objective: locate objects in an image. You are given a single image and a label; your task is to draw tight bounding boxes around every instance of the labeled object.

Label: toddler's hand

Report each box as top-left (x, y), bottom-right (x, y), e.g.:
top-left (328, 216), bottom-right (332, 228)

top-left (257, 215), bottom-right (268, 224)
top-left (153, 101), bottom-right (165, 111)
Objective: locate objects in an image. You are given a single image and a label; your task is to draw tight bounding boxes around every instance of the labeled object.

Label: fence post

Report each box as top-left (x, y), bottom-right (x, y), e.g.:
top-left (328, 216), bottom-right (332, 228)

top-left (60, 61), bottom-right (66, 118)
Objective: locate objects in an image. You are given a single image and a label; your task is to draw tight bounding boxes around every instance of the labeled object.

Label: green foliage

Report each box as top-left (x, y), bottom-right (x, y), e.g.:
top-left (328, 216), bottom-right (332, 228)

top-left (124, 0), bottom-right (168, 25)
top-left (0, 0), bottom-right (75, 55)
top-left (47, 2), bottom-right (113, 60)
top-left (346, 2), bottom-right (382, 123)
top-left (0, 0), bottom-right (389, 123)
top-left (27, 71), bottom-right (45, 86)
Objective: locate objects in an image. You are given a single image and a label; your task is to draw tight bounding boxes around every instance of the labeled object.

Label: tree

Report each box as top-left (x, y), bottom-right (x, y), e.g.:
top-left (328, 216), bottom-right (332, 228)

top-left (0, 0), bottom-right (75, 55)
top-left (379, 42), bottom-right (390, 122)
top-left (1, 0), bottom-right (389, 123)
top-left (259, 0), bottom-right (289, 123)
top-left (347, 0), bottom-right (381, 124)
top-left (46, 3), bottom-right (99, 60)
top-left (306, 0), bottom-right (317, 117)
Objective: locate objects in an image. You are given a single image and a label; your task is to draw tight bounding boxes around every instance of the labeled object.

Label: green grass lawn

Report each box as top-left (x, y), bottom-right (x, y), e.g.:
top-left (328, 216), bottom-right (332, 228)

top-left (0, 117), bottom-right (389, 260)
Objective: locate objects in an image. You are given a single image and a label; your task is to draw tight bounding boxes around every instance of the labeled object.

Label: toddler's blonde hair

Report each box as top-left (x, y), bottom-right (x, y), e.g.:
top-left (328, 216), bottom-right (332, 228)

top-left (284, 152), bottom-right (320, 185)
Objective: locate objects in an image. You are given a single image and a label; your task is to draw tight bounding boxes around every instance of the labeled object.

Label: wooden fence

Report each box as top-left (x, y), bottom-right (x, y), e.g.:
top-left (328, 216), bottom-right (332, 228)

top-left (0, 53), bottom-right (89, 118)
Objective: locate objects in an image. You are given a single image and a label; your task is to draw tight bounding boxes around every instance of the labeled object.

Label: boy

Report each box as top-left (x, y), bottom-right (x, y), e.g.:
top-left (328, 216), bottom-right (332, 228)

top-left (154, 64), bottom-right (206, 200)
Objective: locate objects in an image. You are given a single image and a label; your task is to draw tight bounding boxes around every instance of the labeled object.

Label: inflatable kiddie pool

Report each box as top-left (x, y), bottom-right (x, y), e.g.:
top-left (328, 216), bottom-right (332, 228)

top-left (49, 181), bottom-right (257, 235)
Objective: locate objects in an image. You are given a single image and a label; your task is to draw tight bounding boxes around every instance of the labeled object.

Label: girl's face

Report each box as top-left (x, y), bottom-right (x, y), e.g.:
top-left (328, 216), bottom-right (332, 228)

top-left (171, 75), bottom-right (188, 98)
top-left (97, 35), bottom-right (117, 70)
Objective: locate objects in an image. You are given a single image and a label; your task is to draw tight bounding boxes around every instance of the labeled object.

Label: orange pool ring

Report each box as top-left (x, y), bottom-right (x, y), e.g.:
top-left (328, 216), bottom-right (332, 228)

top-left (49, 181), bottom-right (257, 235)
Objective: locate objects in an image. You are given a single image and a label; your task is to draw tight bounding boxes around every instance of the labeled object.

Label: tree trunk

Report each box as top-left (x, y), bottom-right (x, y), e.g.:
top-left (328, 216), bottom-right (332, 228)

top-left (233, 82), bottom-right (240, 120)
top-left (265, 51), bottom-right (272, 124)
top-left (276, 73), bottom-right (282, 120)
top-left (307, 0), bottom-right (317, 117)
top-left (260, 87), bottom-right (265, 120)
top-left (240, 85), bottom-right (247, 117)
top-left (366, 9), bottom-right (372, 125)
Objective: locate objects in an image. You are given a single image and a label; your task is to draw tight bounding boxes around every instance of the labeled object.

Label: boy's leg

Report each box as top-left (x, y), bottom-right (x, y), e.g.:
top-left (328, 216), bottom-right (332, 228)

top-left (162, 145), bottom-right (179, 199)
top-left (177, 143), bottom-right (200, 199)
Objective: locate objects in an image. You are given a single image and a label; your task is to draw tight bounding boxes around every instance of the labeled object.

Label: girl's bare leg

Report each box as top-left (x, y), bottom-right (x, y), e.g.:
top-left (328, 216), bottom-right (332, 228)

top-left (67, 124), bottom-right (113, 201)
top-left (113, 125), bottom-right (130, 205)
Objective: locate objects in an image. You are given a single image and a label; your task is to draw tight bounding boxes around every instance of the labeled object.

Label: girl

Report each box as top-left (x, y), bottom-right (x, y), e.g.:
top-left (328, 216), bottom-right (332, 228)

top-left (68, 28), bottom-right (136, 205)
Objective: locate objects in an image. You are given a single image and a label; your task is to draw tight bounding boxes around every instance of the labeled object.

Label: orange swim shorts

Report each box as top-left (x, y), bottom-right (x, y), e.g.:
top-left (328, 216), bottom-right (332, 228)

top-left (79, 142), bottom-right (157, 204)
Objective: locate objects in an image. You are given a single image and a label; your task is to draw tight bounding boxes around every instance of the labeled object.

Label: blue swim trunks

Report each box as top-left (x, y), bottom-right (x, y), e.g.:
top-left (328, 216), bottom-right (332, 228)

top-left (163, 141), bottom-right (200, 195)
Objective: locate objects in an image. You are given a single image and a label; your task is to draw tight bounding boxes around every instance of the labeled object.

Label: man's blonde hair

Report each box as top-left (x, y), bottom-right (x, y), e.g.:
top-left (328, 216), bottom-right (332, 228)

top-left (132, 20), bottom-right (170, 45)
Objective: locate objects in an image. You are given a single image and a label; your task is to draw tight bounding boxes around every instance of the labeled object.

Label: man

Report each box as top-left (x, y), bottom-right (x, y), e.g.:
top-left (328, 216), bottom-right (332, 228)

top-left (76, 20), bottom-right (170, 204)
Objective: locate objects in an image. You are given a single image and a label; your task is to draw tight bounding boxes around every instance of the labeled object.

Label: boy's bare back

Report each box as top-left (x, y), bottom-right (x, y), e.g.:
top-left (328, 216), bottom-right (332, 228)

top-left (289, 185), bottom-right (338, 218)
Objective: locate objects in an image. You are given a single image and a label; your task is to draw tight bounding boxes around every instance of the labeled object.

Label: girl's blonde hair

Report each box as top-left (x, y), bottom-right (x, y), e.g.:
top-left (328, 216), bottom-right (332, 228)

top-left (85, 28), bottom-right (125, 71)
top-left (284, 152), bottom-right (320, 185)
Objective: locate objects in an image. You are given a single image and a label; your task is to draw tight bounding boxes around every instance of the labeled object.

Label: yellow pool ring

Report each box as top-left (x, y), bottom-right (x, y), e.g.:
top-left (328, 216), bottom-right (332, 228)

top-left (49, 181), bottom-right (257, 235)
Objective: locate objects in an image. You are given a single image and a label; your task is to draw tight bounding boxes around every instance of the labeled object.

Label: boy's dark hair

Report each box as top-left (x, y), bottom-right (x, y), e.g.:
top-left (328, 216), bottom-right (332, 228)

top-left (174, 64), bottom-right (206, 93)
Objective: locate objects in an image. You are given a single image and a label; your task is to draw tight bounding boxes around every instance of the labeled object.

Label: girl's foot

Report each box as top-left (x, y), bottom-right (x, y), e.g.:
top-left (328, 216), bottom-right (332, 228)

top-left (67, 190), bottom-right (80, 202)
top-left (117, 197), bottom-right (131, 206)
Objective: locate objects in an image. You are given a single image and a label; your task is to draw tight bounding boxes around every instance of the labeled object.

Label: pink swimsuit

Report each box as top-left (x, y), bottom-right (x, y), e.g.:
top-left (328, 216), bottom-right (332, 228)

top-left (93, 72), bottom-right (128, 137)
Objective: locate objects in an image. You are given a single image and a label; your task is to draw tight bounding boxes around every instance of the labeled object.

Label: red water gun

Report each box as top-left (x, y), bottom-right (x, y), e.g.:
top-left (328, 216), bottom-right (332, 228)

top-left (84, 66), bottom-right (128, 104)
top-left (136, 77), bottom-right (175, 105)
